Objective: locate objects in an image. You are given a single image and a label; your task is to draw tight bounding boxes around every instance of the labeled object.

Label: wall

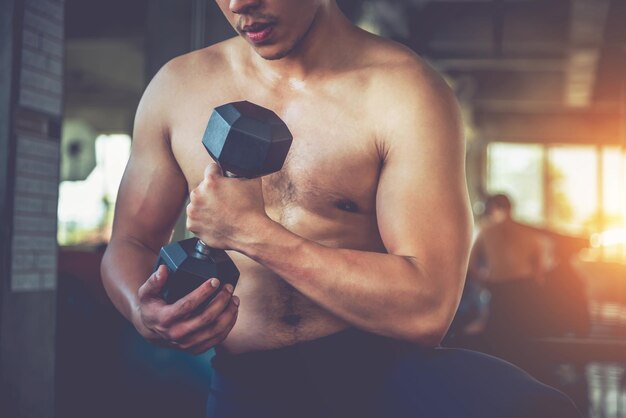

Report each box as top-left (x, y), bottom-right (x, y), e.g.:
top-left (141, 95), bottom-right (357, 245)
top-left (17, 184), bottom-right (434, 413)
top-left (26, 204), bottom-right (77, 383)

top-left (0, 0), bottom-right (64, 417)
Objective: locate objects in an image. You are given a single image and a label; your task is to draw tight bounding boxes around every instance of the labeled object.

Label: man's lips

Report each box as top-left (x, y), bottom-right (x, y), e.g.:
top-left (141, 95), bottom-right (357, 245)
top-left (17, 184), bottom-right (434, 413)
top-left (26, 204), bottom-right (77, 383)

top-left (242, 23), bottom-right (274, 43)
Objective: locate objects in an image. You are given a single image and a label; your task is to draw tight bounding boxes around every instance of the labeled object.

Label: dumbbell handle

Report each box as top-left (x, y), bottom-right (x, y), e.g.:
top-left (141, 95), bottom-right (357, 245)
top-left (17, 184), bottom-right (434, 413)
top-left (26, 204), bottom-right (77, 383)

top-left (194, 168), bottom-right (241, 255)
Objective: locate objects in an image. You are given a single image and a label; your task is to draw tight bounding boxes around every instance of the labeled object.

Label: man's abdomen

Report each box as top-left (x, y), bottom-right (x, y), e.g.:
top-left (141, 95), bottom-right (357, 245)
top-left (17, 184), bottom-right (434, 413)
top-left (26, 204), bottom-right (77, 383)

top-left (220, 255), bottom-right (349, 354)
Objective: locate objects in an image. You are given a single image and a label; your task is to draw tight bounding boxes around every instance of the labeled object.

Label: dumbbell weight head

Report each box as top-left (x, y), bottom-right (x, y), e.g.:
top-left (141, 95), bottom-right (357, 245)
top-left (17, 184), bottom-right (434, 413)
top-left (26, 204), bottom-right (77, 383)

top-left (203, 101), bottom-right (293, 178)
top-left (157, 238), bottom-right (239, 304)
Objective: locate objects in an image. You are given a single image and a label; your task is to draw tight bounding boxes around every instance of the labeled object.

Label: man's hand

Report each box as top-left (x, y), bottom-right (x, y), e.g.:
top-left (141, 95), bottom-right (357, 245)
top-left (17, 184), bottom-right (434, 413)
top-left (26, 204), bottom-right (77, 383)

top-left (132, 265), bottom-right (240, 355)
top-left (186, 162), bottom-right (271, 250)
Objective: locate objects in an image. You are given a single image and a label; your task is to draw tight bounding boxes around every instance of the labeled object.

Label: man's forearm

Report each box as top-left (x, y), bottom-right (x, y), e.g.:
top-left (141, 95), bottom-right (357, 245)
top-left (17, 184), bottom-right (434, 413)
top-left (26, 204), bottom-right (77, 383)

top-left (101, 238), bottom-right (156, 323)
top-left (234, 219), bottom-right (455, 345)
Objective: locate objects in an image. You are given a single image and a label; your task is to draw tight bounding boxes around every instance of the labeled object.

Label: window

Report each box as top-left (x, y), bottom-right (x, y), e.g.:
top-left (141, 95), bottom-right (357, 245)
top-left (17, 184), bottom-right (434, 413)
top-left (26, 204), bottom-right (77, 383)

top-left (486, 143), bottom-right (545, 226)
top-left (601, 147), bottom-right (626, 230)
top-left (57, 134), bottom-right (131, 246)
top-left (547, 146), bottom-right (598, 235)
top-left (487, 142), bottom-right (626, 237)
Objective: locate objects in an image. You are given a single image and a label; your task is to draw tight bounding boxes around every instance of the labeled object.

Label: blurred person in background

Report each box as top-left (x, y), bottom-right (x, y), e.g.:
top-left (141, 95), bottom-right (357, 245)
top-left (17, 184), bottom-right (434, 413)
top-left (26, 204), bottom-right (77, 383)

top-left (466, 193), bottom-right (590, 410)
top-left (467, 194), bottom-right (550, 371)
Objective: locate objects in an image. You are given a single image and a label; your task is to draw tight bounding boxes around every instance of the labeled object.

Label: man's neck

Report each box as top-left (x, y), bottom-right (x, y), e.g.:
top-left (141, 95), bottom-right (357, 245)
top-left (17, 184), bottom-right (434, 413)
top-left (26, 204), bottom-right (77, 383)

top-left (247, 2), bottom-right (358, 84)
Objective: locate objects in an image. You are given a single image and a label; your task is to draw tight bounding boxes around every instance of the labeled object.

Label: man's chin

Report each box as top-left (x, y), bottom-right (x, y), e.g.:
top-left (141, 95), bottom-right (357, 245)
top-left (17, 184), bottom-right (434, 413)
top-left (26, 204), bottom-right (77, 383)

top-left (249, 40), bottom-right (300, 61)
top-left (254, 47), bottom-right (290, 61)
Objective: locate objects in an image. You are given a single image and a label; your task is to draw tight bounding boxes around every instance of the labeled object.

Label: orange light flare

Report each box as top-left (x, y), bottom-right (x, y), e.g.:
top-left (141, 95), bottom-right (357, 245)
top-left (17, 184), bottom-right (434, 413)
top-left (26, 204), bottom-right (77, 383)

top-left (588, 228), bottom-right (626, 263)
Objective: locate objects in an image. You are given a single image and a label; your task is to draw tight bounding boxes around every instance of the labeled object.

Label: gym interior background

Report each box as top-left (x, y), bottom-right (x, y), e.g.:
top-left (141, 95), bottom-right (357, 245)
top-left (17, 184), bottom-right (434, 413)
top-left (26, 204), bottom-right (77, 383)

top-left (0, 0), bottom-right (625, 417)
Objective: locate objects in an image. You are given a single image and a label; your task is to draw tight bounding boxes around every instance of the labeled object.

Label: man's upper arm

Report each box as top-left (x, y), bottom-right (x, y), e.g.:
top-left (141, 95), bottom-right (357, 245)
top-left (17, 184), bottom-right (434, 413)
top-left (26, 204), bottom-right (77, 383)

top-left (375, 61), bottom-right (473, 294)
top-left (110, 63), bottom-right (188, 252)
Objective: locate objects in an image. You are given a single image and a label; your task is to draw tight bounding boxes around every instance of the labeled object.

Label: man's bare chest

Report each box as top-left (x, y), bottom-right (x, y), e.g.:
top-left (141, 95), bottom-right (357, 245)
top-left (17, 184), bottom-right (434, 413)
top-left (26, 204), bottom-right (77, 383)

top-left (169, 99), bottom-right (382, 220)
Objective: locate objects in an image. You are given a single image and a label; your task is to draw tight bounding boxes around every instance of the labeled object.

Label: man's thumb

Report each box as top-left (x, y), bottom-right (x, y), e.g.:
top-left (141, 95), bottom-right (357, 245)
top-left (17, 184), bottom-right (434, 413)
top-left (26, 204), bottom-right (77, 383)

top-left (139, 265), bottom-right (169, 300)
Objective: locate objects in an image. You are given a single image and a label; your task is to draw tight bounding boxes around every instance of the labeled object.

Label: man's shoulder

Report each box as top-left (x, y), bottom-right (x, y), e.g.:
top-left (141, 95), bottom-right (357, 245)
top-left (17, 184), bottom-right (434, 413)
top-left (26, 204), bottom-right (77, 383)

top-left (359, 37), bottom-right (452, 103)
top-left (136, 37), bottom-right (241, 132)
top-left (356, 35), bottom-right (461, 147)
top-left (154, 37), bottom-right (239, 86)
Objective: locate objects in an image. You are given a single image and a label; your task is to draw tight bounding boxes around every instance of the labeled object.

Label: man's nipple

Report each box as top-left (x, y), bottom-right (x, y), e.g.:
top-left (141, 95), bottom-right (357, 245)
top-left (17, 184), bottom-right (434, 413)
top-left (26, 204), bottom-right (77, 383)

top-left (334, 198), bottom-right (359, 213)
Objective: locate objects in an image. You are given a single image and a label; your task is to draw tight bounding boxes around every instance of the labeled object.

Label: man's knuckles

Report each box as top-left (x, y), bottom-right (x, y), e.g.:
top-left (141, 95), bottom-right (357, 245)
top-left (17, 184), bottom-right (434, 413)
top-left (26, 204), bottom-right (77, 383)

top-left (189, 328), bottom-right (228, 355)
top-left (196, 176), bottom-right (219, 197)
top-left (218, 306), bottom-right (238, 334)
top-left (166, 326), bottom-right (193, 343)
top-left (202, 314), bottom-right (238, 351)
top-left (174, 298), bottom-right (196, 315)
top-left (186, 201), bottom-right (202, 222)
top-left (185, 200), bottom-right (195, 216)
top-left (191, 281), bottom-right (220, 303)
top-left (185, 217), bottom-right (196, 233)
top-left (197, 306), bottom-right (220, 324)
top-left (166, 289), bottom-right (211, 321)
top-left (189, 294), bottom-right (229, 327)
top-left (188, 184), bottom-right (213, 208)
top-left (209, 301), bottom-right (238, 330)
top-left (174, 287), bottom-right (212, 316)
top-left (203, 291), bottom-right (232, 314)
top-left (154, 309), bottom-right (179, 329)
top-left (204, 162), bottom-right (222, 179)
top-left (138, 274), bottom-right (158, 298)
top-left (186, 309), bottom-right (238, 355)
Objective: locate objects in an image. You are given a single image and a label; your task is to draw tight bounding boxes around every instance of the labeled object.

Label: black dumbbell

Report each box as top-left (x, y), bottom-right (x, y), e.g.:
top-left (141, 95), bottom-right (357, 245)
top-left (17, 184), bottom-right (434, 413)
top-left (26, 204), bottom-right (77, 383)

top-left (155, 101), bottom-right (293, 304)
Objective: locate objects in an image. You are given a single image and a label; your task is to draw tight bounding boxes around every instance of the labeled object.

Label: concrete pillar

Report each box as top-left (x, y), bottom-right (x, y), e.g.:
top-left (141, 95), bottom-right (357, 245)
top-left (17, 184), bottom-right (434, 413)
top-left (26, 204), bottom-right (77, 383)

top-left (0, 0), bottom-right (64, 417)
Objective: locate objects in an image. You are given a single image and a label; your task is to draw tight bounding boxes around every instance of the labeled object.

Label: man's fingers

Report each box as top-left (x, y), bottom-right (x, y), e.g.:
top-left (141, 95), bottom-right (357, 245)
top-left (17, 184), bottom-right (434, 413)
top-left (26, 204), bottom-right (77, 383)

top-left (161, 286), bottom-right (235, 345)
top-left (167, 278), bottom-right (222, 320)
top-left (185, 285), bottom-right (235, 329)
top-left (186, 299), bottom-right (239, 354)
top-left (176, 296), bottom-right (238, 348)
top-left (138, 265), bottom-right (169, 301)
top-left (204, 162), bottom-right (222, 179)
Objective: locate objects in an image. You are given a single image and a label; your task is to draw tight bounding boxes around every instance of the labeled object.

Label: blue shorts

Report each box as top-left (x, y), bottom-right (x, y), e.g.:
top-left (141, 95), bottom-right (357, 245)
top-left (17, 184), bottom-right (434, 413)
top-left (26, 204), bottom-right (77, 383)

top-left (206, 329), bottom-right (580, 418)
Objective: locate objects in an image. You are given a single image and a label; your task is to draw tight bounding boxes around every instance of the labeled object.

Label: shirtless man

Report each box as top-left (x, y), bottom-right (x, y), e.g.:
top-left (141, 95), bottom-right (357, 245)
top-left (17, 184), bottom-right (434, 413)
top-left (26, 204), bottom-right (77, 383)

top-left (101, 2), bottom-right (580, 417)
top-left (469, 194), bottom-right (547, 285)
top-left (468, 193), bottom-right (552, 370)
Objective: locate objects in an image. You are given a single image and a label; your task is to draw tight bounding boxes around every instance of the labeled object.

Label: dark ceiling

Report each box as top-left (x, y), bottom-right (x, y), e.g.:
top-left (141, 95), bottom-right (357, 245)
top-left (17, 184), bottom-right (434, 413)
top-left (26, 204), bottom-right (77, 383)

top-left (65, 0), bottom-right (149, 39)
top-left (403, 0), bottom-right (625, 108)
top-left (64, 0), bottom-right (626, 144)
